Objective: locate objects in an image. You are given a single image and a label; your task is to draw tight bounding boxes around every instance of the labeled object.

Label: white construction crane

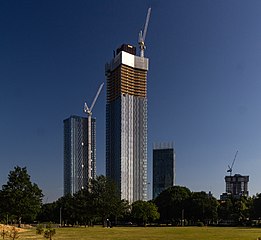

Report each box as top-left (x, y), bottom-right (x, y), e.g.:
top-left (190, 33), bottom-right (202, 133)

top-left (84, 82), bottom-right (104, 182)
top-left (138, 7), bottom-right (151, 57)
top-left (227, 150), bottom-right (238, 176)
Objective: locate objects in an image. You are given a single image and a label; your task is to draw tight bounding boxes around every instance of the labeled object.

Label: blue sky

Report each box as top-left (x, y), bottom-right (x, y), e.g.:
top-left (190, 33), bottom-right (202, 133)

top-left (1, 0), bottom-right (261, 202)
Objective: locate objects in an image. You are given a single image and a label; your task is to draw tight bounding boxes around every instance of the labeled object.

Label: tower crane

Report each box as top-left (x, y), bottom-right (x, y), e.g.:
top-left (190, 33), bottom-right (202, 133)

top-left (138, 7), bottom-right (151, 58)
top-left (227, 150), bottom-right (238, 176)
top-left (84, 82), bottom-right (104, 183)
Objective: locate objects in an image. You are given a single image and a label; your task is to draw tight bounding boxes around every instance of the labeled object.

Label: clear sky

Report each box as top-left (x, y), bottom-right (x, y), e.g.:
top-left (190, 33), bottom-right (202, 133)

top-left (1, 0), bottom-right (261, 202)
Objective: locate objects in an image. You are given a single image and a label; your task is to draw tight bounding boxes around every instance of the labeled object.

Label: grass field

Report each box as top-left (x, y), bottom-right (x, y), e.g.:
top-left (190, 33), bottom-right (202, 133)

top-left (17, 226), bottom-right (261, 240)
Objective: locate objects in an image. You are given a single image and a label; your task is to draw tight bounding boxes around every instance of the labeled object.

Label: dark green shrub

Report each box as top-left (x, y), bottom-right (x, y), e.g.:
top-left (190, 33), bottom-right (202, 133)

top-left (196, 221), bottom-right (204, 227)
top-left (36, 224), bottom-right (44, 235)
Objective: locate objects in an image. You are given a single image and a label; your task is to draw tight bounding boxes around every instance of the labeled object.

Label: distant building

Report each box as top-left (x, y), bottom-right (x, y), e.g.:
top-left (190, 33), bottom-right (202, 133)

top-left (225, 174), bottom-right (249, 197)
top-left (220, 174), bottom-right (249, 200)
top-left (105, 44), bottom-right (148, 203)
top-left (153, 143), bottom-right (176, 199)
top-left (63, 115), bottom-right (96, 195)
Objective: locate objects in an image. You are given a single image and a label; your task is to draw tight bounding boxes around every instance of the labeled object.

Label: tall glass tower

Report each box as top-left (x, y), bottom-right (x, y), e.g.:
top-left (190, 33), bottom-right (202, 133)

top-left (63, 115), bottom-right (96, 195)
top-left (105, 44), bottom-right (148, 203)
top-left (153, 143), bottom-right (176, 199)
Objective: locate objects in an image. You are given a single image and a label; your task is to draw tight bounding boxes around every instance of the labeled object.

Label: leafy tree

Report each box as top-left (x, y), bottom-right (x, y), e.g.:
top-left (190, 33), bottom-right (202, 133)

top-left (154, 186), bottom-right (191, 225)
top-left (131, 200), bottom-right (159, 226)
top-left (90, 175), bottom-right (120, 226)
top-left (42, 175), bottom-right (123, 226)
top-left (251, 193), bottom-right (261, 219)
top-left (73, 189), bottom-right (95, 226)
top-left (188, 191), bottom-right (218, 224)
top-left (218, 196), bottom-right (251, 225)
top-left (112, 199), bottom-right (130, 225)
top-left (232, 197), bottom-right (250, 223)
top-left (0, 166), bottom-right (43, 226)
top-left (218, 198), bottom-right (234, 221)
top-left (37, 175), bottom-right (127, 226)
top-left (56, 194), bottom-right (75, 225)
top-left (37, 202), bottom-right (59, 223)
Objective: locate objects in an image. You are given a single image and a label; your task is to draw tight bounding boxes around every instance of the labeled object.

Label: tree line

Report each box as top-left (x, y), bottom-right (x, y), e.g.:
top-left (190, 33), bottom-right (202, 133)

top-left (1, 166), bottom-right (261, 227)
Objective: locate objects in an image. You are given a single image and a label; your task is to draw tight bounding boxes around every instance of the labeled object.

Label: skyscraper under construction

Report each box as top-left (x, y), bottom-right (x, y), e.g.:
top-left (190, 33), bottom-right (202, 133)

top-left (105, 44), bottom-right (149, 203)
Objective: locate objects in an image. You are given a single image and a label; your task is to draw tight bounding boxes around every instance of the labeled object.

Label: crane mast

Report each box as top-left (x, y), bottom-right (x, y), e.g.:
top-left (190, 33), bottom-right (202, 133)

top-left (139, 7), bottom-right (151, 57)
top-left (83, 83), bottom-right (104, 185)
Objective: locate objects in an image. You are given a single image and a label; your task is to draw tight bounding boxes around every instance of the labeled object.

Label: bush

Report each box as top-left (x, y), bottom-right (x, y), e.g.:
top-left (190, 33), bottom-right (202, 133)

top-left (44, 228), bottom-right (56, 240)
top-left (196, 222), bottom-right (204, 227)
top-left (36, 223), bottom-right (56, 240)
top-left (1, 229), bottom-right (9, 239)
top-left (9, 227), bottom-right (19, 240)
top-left (36, 224), bottom-right (44, 235)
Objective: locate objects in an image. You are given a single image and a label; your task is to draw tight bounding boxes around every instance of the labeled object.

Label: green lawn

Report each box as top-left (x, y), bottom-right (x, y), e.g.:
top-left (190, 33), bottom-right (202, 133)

top-left (19, 226), bottom-right (261, 240)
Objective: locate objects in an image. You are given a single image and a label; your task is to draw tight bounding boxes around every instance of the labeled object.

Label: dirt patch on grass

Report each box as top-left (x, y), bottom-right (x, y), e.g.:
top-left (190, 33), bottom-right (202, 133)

top-left (0, 224), bottom-right (28, 233)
